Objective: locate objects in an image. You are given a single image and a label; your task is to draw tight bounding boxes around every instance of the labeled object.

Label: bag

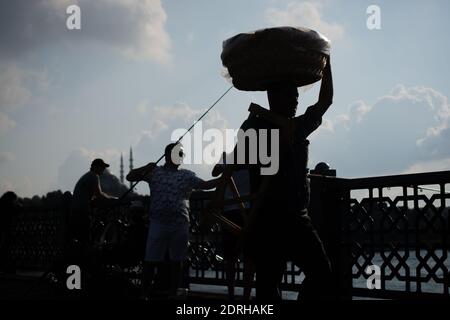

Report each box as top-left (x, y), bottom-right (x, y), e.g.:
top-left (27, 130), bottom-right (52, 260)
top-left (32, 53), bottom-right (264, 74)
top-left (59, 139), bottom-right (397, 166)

top-left (221, 26), bottom-right (330, 91)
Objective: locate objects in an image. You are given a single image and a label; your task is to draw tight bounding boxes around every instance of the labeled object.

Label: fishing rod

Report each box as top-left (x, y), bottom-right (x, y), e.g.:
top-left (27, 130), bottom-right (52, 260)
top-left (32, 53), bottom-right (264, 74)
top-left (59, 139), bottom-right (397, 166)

top-left (116, 85), bottom-right (234, 202)
top-left (408, 185), bottom-right (449, 193)
top-left (21, 85), bottom-right (234, 298)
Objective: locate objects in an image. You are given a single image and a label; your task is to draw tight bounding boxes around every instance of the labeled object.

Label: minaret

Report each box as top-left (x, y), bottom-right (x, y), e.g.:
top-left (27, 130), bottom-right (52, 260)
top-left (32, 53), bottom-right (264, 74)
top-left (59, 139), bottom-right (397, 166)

top-left (129, 147), bottom-right (134, 188)
top-left (119, 153), bottom-right (124, 184)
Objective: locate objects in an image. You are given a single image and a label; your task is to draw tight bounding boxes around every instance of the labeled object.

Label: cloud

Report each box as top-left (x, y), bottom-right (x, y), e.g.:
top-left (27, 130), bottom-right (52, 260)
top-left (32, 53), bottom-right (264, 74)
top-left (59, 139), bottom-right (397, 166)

top-left (0, 112), bottom-right (16, 134)
top-left (0, 176), bottom-right (33, 197)
top-left (134, 102), bottom-right (229, 181)
top-left (0, 64), bottom-right (32, 112)
top-left (138, 102), bottom-right (228, 140)
top-left (0, 152), bottom-right (15, 164)
top-left (374, 85), bottom-right (449, 158)
top-left (402, 157), bottom-right (450, 175)
top-left (57, 148), bottom-right (121, 192)
top-left (312, 85), bottom-right (450, 177)
top-left (0, 0), bottom-right (171, 63)
top-left (0, 178), bottom-right (14, 195)
top-left (136, 101), bottom-right (149, 115)
top-left (265, 1), bottom-right (344, 41)
top-left (348, 100), bottom-right (371, 123)
top-left (0, 63), bottom-right (49, 134)
top-left (315, 118), bottom-right (334, 134)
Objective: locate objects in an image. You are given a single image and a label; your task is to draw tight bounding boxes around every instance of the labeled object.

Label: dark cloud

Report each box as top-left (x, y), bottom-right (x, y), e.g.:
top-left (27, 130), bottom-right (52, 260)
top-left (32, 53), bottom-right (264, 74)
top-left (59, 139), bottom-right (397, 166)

top-left (0, 0), bottom-right (171, 62)
top-left (0, 0), bottom-right (62, 59)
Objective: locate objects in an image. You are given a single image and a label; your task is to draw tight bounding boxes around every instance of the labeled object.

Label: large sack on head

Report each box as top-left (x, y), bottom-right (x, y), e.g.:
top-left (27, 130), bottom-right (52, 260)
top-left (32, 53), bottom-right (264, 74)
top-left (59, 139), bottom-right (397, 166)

top-left (221, 26), bottom-right (330, 91)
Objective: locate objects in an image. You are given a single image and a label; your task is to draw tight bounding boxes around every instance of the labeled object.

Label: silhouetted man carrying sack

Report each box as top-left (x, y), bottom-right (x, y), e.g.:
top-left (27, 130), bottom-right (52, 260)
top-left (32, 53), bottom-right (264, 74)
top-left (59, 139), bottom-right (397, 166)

top-left (215, 58), bottom-right (334, 300)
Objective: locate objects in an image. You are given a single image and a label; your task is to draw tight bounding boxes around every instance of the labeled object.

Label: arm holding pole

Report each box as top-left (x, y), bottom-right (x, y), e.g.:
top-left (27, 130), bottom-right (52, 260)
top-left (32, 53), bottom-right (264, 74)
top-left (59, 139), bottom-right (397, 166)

top-left (126, 162), bottom-right (156, 182)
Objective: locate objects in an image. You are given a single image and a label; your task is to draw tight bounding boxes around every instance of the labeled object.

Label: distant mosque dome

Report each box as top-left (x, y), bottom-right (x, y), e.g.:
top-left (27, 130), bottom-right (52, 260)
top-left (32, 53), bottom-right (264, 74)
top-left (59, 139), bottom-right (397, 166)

top-left (314, 162), bottom-right (330, 172)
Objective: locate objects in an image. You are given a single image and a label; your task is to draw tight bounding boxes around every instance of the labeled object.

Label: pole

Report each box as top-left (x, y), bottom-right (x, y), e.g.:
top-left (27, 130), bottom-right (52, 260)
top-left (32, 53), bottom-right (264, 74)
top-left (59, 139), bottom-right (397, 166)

top-left (117, 85), bottom-right (234, 202)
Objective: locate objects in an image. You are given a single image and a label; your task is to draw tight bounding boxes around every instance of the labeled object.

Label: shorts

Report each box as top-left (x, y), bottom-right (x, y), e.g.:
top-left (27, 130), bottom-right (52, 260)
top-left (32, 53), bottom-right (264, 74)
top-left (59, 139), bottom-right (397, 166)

top-left (145, 221), bottom-right (189, 262)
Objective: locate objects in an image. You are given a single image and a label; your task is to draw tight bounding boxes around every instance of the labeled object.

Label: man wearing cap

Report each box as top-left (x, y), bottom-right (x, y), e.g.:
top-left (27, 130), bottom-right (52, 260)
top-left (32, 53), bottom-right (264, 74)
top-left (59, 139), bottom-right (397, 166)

top-left (69, 158), bottom-right (117, 248)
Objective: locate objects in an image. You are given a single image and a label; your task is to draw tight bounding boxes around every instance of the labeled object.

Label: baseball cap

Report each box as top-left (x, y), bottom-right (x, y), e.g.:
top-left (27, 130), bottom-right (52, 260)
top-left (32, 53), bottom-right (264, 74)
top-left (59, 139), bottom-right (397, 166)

top-left (91, 158), bottom-right (110, 168)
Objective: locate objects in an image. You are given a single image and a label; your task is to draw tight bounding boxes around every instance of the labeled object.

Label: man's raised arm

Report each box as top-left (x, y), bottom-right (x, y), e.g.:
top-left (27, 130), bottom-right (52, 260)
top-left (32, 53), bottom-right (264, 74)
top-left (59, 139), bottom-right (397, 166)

top-left (211, 148), bottom-right (251, 178)
top-left (126, 162), bottom-right (156, 182)
top-left (315, 56), bottom-right (333, 117)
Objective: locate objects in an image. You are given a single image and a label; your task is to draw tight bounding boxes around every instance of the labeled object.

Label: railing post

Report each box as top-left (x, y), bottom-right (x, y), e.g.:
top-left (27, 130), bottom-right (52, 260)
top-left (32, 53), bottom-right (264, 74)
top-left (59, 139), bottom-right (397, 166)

top-left (310, 163), bottom-right (352, 300)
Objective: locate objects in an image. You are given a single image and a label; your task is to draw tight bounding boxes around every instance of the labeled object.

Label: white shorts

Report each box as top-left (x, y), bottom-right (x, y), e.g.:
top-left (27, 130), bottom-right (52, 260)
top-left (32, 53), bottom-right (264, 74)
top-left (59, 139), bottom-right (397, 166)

top-left (145, 221), bottom-right (189, 262)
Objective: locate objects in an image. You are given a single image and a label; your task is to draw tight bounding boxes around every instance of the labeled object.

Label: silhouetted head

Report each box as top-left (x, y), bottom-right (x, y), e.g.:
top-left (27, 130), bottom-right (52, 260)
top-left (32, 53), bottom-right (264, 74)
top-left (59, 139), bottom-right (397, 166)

top-left (1, 191), bottom-right (18, 204)
top-left (165, 142), bottom-right (184, 168)
top-left (267, 82), bottom-right (299, 118)
top-left (90, 158), bottom-right (110, 175)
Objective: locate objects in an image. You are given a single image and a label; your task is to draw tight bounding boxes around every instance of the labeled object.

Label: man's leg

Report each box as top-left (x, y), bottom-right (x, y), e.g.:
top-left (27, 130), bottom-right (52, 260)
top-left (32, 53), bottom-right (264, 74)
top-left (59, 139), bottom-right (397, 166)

top-left (255, 254), bottom-right (285, 301)
top-left (141, 260), bottom-right (161, 298)
top-left (289, 214), bottom-right (333, 300)
top-left (243, 256), bottom-right (255, 300)
top-left (168, 223), bottom-right (190, 298)
top-left (225, 258), bottom-right (237, 300)
top-left (223, 229), bottom-right (239, 300)
top-left (142, 222), bottom-right (168, 299)
top-left (168, 260), bottom-right (183, 297)
top-left (153, 253), bottom-right (170, 294)
top-left (253, 227), bottom-right (285, 301)
top-left (222, 209), bottom-right (244, 300)
top-left (243, 217), bottom-right (285, 301)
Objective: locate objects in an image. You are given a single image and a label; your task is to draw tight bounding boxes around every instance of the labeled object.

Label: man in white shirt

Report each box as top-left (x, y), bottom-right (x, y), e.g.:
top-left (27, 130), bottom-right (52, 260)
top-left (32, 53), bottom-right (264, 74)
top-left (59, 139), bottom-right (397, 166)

top-left (127, 142), bottom-right (222, 298)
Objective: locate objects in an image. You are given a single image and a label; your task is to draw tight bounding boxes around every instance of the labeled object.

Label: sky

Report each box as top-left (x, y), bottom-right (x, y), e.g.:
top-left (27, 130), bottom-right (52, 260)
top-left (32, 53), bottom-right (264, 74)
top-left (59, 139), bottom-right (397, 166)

top-left (0, 0), bottom-right (449, 197)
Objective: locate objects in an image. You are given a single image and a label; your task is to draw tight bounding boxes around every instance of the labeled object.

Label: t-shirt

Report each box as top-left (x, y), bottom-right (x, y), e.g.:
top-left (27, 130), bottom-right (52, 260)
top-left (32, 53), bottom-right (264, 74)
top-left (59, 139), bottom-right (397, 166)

top-left (238, 103), bottom-right (323, 215)
top-left (71, 171), bottom-right (100, 212)
top-left (144, 166), bottom-right (205, 226)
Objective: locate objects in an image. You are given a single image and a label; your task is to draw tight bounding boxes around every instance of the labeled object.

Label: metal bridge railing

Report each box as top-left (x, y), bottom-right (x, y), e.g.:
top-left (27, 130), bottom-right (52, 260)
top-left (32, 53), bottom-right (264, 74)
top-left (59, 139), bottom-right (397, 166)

top-left (3, 170), bottom-right (450, 299)
top-left (309, 170), bottom-right (450, 299)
